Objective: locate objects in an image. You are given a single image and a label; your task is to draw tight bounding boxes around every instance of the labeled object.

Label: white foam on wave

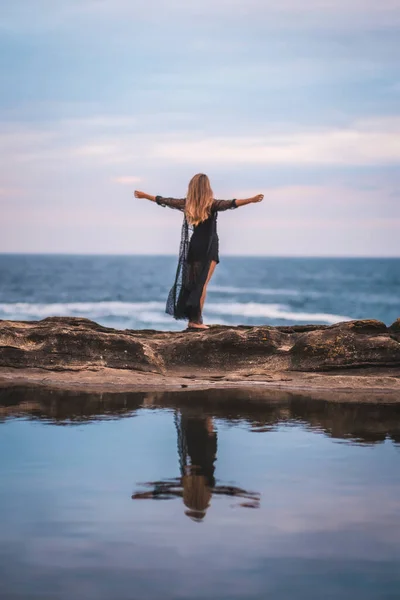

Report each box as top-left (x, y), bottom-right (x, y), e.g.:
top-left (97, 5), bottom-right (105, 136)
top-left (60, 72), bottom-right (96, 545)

top-left (0, 301), bottom-right (165, 317)
top-left (208, 285), bottom-right (330, 300)
top-left (0, 300), bottom-right (352, 325)
top-left (0, 301), bottom-right (170, 324)
top-left (205, 302), bottom-right (351, 324)
top-left (135, 311), bottom-right (172, 324)
top-left (208, 285), bottom-right (301, 296)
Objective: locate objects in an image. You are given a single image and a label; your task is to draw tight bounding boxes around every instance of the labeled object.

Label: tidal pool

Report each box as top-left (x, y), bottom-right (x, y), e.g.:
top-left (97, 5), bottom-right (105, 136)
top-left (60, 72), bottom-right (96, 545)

top-left (0, 387), bottom-right (400, 600)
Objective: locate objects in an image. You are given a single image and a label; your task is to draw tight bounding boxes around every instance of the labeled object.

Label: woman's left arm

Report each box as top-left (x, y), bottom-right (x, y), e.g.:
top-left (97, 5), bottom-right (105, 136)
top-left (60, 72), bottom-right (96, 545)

top-left (155, 196), bottom-right (185, 211)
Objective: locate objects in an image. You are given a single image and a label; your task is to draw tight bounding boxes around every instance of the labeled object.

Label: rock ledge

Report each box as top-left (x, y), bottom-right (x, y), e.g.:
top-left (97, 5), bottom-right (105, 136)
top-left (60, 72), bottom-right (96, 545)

top-left (0, 317), bottom-right (399, 396)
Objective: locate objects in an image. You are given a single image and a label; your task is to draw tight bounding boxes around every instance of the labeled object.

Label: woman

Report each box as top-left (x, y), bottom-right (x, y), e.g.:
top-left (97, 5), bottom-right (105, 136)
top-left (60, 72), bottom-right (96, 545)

top-left (134, 173), bottom-right (263, 330)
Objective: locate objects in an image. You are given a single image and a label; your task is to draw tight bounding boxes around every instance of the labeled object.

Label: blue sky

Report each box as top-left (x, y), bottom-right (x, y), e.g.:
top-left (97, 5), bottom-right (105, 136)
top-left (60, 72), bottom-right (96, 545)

top-left (1, 0), bottom-right (400, 256)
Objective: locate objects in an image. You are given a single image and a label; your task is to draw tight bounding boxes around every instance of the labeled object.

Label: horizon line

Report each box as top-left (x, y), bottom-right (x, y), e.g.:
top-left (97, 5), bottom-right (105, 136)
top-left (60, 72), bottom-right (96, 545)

top-left (0, 252), bottom-right (399, 260)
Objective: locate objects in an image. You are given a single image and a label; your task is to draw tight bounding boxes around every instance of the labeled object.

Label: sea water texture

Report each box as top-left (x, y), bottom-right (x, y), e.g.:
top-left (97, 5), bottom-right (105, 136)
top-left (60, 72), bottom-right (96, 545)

top-left (0, 255), bottom-right (399, 330)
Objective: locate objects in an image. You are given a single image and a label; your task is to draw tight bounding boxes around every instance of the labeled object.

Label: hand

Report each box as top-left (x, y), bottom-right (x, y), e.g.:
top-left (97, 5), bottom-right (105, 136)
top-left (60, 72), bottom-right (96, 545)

top-left (134, 190), bottom-right (145, 199)
top-left (253, 194), bottom-right (264, 203)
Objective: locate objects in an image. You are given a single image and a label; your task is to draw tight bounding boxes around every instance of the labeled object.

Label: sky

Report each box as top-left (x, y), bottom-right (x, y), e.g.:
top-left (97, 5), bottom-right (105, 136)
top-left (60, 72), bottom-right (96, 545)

top-left (1, 0), bottom-right (400, 256)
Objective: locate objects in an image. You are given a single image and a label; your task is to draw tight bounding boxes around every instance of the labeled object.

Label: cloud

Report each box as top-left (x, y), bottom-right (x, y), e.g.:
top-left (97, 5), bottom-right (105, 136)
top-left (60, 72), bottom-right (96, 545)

top-left (0, 187), bottom-right (23, 197)
top-left (62, 116), bottom-right (400, 167)
top-left (112, 176), bottom-right (142, 185)
top-left (0, 1), bottom-right (399, 256)
top-left (2, 115), bottom-right (400, 177)
top-left (150, 117), bottom-right (400, 167)
top-left (74, 144), bottom-right (121, 158)
top-left (1, 0), bottom-right (400, 33)
top-left (236, 183), bottom-right (399, 212)
top-left (76, 0), bottom-right (400, 28)
top-left (18, 1), bottom-right (400, 23)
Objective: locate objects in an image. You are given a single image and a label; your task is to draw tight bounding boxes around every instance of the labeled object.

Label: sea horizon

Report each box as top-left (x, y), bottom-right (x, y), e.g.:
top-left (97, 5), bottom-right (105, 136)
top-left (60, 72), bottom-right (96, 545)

top-left (1, 252), bottom-right (400, 259)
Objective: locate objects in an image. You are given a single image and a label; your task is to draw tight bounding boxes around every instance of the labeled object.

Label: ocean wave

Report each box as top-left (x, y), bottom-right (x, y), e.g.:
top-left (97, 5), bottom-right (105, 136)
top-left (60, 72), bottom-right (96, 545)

top-left (0, 301), bottom-right (165, 318)
top-left (0, 300), bottom-right (351, 325)
top-left (208, 285), bottom-right (301, 296)
top-left (0, 301), bottom-right (170, 325)
top-left (205, 302), bottom-right (351, 324)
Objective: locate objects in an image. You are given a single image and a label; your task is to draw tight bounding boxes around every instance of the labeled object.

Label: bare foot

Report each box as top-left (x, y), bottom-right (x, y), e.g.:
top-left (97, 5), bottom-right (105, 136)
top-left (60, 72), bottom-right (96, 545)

top-left (188, 322), bottom-right (209, 330)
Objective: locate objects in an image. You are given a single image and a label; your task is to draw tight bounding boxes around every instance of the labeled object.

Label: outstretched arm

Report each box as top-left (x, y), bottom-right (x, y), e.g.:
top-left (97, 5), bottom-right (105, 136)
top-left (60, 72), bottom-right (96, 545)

top-left (134, 190), bottom-right (156, 202)
top-left (134, 190), bottom-right (185, 211)
top-left (235, 194), bottom-right (264, 207)
top-left (213, 194), bottom-right (264, 211)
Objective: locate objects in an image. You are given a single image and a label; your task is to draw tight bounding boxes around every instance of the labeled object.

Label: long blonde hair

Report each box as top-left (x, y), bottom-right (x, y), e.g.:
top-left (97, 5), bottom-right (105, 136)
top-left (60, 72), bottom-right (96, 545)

top-left (185, 173), bottom-right (214, 226)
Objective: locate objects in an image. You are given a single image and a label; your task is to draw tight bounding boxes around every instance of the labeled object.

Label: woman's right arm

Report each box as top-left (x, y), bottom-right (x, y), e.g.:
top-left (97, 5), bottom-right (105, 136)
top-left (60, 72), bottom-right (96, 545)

top-left (213, 194), bottom-right (264, 211)
top-left (134, 190), bottom-right (156, 202)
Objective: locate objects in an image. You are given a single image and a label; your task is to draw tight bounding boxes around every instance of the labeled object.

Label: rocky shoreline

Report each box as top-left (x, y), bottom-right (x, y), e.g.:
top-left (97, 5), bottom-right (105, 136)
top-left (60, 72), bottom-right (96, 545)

top-left (0, 316), bottom-right (399, 401)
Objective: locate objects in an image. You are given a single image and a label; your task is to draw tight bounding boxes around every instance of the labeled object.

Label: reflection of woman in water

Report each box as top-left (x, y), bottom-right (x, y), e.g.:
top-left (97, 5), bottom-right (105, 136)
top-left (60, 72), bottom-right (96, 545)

top-left (178, 413), bottom-right (217, 521)
top-left (132, 410), bottom-right (260, 521)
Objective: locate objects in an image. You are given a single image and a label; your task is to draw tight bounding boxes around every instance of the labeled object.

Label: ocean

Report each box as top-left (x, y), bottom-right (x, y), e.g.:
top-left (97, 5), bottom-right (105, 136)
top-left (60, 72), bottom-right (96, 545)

top-left (0, 254), bottom-right (399, 329)
top-left (1, 256), bottom-right (400, 599)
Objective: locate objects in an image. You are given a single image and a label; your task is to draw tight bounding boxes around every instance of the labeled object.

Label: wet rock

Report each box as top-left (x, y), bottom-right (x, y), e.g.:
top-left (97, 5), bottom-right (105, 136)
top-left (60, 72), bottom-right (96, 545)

top-left (163, 326), bottom-right (283, 368)
top-left (289, 319), bottom-right (400, 371)
top-left (389, 318), bottom-right (400, 341)
top-left (0, 317), bottom-right (164, 374)
top-left (0, 317), bottom-right (399, 378)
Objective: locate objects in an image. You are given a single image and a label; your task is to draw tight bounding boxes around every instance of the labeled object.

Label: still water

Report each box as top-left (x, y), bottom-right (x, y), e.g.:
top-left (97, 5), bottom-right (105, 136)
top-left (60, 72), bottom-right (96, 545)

top-left (1, 387), bottom-right (400, 600)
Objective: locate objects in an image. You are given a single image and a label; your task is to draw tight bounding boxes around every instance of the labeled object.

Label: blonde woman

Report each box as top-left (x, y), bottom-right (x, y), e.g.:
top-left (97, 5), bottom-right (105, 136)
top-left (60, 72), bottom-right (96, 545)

top-left (134, 173), bottom-right (263, 330)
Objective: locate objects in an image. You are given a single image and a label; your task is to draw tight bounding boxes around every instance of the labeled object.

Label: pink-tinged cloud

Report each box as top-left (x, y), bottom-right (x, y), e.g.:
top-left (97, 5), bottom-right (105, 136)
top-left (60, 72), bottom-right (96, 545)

top-left (0, 187), bottom-right (23, 197)
top-left (112, 176), bottom-right (142, 185)
top-left (152, 118), bottom-right (400, 167)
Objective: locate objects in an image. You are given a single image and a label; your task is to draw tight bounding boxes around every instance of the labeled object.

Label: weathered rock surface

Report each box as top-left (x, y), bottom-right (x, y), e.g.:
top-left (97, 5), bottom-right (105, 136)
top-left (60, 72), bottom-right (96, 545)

top-left (0, 317), bottom-right (399, 395)
top-left (0, 317), bottom-right (164, 374)
top-left (289, 319), bottom-right (400, 371)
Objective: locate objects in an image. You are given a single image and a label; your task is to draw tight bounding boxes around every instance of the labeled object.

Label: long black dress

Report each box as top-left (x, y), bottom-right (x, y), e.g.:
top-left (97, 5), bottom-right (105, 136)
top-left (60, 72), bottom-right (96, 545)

top-left (155, 196), bottom-right (237, 323)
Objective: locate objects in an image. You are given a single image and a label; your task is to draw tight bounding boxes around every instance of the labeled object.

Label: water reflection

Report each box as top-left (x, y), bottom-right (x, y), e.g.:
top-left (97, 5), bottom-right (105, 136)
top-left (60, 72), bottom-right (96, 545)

top-left (1, 385), bottom-right (400, 599)
top-left (132, 411), bottom-right (260, 520)
top-left (1, 386), bottom-right (400, 446)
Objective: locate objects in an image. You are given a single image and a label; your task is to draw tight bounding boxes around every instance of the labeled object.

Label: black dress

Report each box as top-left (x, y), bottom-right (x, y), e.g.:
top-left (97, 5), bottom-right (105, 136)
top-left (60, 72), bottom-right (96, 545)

top-left (155, 196), bottom-right (237, 323)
